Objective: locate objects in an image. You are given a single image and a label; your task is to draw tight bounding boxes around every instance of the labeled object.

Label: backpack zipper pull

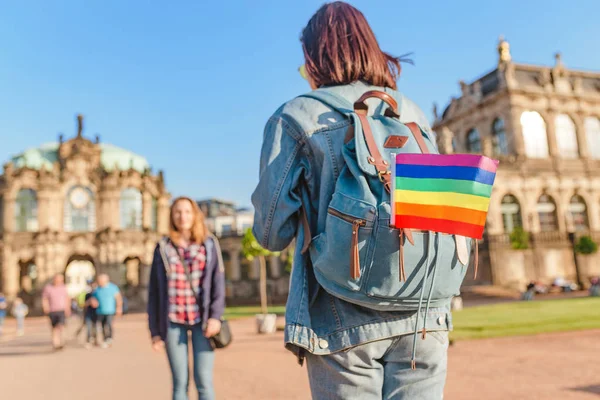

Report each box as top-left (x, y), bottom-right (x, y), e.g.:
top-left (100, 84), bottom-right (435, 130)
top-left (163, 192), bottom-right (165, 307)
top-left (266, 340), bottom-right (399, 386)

top-left (350, 220), bottom-right (363, 280)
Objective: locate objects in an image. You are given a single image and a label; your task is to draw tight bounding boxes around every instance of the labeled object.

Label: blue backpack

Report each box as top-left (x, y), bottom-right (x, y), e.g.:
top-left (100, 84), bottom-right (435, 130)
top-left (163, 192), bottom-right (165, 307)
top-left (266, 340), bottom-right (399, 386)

top-left (301, 89), bottom-right (473, 313)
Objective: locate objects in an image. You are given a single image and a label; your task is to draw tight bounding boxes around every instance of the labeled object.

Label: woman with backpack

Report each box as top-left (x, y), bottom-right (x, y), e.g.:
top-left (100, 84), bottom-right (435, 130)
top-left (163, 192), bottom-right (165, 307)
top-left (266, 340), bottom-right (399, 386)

top-left (147, 196), bottom-right (226, 400)
top-left (251, 2), bottom-right (464, 399)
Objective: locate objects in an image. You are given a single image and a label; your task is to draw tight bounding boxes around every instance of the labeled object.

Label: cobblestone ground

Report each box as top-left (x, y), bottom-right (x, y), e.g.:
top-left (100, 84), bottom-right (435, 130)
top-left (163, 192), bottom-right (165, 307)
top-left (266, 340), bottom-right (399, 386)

top-left (0, 314), bottom-right (598, 399)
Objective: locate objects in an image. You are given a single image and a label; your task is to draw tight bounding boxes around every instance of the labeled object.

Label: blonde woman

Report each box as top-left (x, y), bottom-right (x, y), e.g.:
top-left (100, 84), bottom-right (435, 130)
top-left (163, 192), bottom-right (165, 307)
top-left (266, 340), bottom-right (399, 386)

top-left (147, 197), bottom-right (225, 400)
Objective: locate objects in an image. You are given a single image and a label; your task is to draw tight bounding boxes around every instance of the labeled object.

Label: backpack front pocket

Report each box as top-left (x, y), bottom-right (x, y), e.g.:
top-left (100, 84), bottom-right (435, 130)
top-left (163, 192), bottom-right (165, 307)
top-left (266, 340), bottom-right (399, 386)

top-left (362, 202), bottom-right (470, 302)
top-left (309, 193), bottom-right (375, 292)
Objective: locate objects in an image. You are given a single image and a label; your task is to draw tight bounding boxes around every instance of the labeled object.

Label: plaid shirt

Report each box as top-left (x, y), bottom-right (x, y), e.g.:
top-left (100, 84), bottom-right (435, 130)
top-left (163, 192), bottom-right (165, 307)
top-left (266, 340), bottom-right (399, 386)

top-left (167, 241), bottom-right (206, 325)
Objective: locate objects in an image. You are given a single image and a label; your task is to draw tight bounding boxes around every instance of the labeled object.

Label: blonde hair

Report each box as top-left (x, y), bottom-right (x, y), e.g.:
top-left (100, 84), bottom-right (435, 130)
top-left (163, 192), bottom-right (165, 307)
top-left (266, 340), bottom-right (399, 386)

top-left (169, 196), bottom-right (208, 245)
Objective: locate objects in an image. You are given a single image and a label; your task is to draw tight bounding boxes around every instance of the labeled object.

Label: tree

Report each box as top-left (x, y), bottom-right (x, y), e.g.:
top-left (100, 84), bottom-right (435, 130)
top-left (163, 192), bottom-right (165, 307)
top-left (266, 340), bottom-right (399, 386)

top-left (241, 228), bottom-right (279, 315)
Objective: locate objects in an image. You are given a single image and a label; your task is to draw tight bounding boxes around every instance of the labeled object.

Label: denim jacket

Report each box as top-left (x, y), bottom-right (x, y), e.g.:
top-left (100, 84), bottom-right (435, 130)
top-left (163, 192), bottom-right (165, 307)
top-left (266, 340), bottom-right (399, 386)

top-left (251, 81), bottom-right (452, 362)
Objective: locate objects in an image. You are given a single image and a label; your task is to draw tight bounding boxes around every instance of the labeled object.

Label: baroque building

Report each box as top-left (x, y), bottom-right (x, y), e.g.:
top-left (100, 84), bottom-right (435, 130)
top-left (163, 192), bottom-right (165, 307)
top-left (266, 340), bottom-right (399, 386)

top-left (433, 38), bottom-right (600, 290)
top-left (0, 115), bottom-right (170, 309)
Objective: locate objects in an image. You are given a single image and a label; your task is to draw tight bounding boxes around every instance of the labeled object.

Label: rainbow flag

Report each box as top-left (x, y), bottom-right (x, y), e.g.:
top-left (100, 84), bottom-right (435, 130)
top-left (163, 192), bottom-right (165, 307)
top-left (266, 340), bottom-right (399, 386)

top-left (391, 154), bottom-right (498, 239)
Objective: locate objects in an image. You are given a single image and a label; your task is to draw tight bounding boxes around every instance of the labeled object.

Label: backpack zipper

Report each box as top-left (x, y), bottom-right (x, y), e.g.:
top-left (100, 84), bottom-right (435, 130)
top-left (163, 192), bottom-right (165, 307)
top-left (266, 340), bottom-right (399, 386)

top-left (328, 208), bottom-right (367, 226)
top-left (328, 208), bottom-right (366, 279)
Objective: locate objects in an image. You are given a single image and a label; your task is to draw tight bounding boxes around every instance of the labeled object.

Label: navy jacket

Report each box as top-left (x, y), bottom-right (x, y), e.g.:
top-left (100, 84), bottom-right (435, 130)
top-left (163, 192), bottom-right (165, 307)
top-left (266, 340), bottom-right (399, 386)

top-left (147, 235), bottom-right (226, 340)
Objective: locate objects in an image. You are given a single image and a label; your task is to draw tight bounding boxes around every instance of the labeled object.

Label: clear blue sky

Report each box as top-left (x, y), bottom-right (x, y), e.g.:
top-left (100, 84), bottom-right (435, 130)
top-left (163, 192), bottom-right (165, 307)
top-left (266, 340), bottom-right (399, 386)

top-left (1, 0), bottom-right (599, 207)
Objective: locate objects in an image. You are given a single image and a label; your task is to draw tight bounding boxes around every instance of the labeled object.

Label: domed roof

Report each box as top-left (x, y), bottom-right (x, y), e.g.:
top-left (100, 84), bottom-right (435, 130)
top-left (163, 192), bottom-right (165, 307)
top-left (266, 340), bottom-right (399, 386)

top-left (11, 143), bottom-right (59, 171)
top-left (10, 142), bottom-right (150, 173)
top-left (99, 143), bottom-right (150, 173)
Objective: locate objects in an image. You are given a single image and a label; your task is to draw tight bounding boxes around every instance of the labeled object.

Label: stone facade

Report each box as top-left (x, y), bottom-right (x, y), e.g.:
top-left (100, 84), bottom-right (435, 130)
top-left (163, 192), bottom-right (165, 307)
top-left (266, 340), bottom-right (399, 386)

top-left (198, 198), bottom-right (291, 306)
top-left (433, 38), bottom-right (600, 290)
top-left (0, 115), bottom-right (171, 310)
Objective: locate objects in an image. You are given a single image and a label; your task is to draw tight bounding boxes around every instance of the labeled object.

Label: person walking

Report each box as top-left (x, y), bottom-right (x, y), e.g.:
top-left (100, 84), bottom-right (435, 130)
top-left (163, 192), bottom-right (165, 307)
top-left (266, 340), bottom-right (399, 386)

top-left (93, 274), bottom-right (122, 348)
top-left (42, 274), bottom-right (71, 350)
top-left (11, 297), bottom-right (29, 336)
top-left (147, 196), bottom-right (226, 400)
top-left (79, 280), bottom-right (98, 348)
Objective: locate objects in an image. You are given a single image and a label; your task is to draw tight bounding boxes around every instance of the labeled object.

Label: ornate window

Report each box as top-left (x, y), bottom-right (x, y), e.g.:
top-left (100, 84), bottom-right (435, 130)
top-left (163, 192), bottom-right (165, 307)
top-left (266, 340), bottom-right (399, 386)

top-left (492, 118), bottom-right (509, 155)
top-left (536, 195), bottom-right (558, 232)
top-left (568, 195), bottom-right (589, 231)
top-left (555, 114), bottom-right (579, 159)
top-left (501, 195), bottom-right (522, 233)
top-left (20, 261), bottom-right (38, 293)
top-left (15, 189), bottom-right (38, 232)
top-left (64, 186), bottom-right (96, 232)
top-left (120, 188), bottom-right (143, 230)
top-left (521, 111), bottom-right (549, 158)
top-left (466, 128), bottom-right (482, 153)
top-left (584, 117), bottom-right (600, 159)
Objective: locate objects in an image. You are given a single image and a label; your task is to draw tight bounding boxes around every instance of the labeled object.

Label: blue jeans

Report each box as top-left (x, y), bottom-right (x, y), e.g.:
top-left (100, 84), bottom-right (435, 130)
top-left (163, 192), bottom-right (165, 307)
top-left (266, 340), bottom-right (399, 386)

top-left (97, 314), bottom-right (114, 341)
top-left (0, 314), bottom-right (5, 334)
top-left (166, 321), bottom-right (215, 400)
top-left (306, 331), bottom-right (449, 400)
top-left (85, 316), bottom-right (97, 343)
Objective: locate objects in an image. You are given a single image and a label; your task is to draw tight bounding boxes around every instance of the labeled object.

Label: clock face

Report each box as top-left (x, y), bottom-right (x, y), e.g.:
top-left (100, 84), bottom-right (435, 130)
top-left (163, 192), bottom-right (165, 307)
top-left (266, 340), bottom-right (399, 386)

top-left (70, 187), bottom-right (90, 209)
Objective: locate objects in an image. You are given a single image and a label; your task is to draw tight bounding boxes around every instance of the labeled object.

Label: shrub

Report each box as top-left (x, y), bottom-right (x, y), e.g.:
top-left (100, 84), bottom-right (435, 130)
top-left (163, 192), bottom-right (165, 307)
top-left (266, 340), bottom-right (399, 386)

top-left (575, 235), bottom-right (598, 255)
top-left (509, 226), bottom-right (529, 250)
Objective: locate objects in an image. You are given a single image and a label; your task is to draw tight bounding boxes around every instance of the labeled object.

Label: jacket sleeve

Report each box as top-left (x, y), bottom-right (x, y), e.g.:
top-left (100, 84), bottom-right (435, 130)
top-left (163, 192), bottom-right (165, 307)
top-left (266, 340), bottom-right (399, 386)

top-left (251, 115), bottom-right (308, 252)
top-left (147, 244), bottom-right (161, 338)
top-left (208, 236), bottom-right (226, 321)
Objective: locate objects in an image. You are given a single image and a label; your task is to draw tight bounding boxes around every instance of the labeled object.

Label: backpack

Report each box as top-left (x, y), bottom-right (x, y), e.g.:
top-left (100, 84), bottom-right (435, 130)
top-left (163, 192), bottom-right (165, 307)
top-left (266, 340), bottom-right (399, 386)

top-left (300, 89), bottom-right (473, 312)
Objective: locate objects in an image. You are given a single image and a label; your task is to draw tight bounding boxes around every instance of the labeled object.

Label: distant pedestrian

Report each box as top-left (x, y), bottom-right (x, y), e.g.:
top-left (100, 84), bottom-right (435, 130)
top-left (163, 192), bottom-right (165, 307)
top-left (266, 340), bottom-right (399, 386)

top-left (93, 274), bottom-right (122, 348)
top-left (42, 274), bottom-right (71, 350)
top-left (0, 292), bottom-right (7, 336)
top-left (11, 297), bottom-right (29, 336)
top-left (522, 282), bottom-right (536, 301)
top-left (75, 280), bottom-right (99, 348)
top-left (590, 277), bottom-right (600, 297)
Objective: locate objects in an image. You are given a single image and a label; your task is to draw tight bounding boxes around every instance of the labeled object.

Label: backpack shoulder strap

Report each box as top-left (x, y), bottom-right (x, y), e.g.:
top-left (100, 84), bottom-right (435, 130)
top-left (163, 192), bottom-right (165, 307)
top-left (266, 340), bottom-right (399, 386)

top-left (404, 122), bottom-right (430, 154)
top-left (352, 91), bottom-right (403, 191)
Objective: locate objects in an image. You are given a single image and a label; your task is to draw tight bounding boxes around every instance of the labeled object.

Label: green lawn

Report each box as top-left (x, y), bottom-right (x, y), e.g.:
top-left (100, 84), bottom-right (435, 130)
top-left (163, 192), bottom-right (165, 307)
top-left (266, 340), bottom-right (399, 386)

top-left (451, 297), bottom-right (600, 341)
top-left (224, 297), bottom-right (600, 341)
top-left (224, 305), bottom-right (286, 320)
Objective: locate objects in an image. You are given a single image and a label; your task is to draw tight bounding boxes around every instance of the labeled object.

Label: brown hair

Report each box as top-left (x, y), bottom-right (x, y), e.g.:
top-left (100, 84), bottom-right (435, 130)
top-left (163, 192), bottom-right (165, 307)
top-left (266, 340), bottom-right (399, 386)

top-left (301, 2), bottom-right (409, 90)
top-left (169, 197), bottom-right (208, 245)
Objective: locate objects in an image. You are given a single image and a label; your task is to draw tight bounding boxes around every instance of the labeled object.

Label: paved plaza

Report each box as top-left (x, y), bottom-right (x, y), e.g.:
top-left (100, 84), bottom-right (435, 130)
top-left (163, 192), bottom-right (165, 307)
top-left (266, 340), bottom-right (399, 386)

top-left (0, 314), bottom-right (598, 399)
